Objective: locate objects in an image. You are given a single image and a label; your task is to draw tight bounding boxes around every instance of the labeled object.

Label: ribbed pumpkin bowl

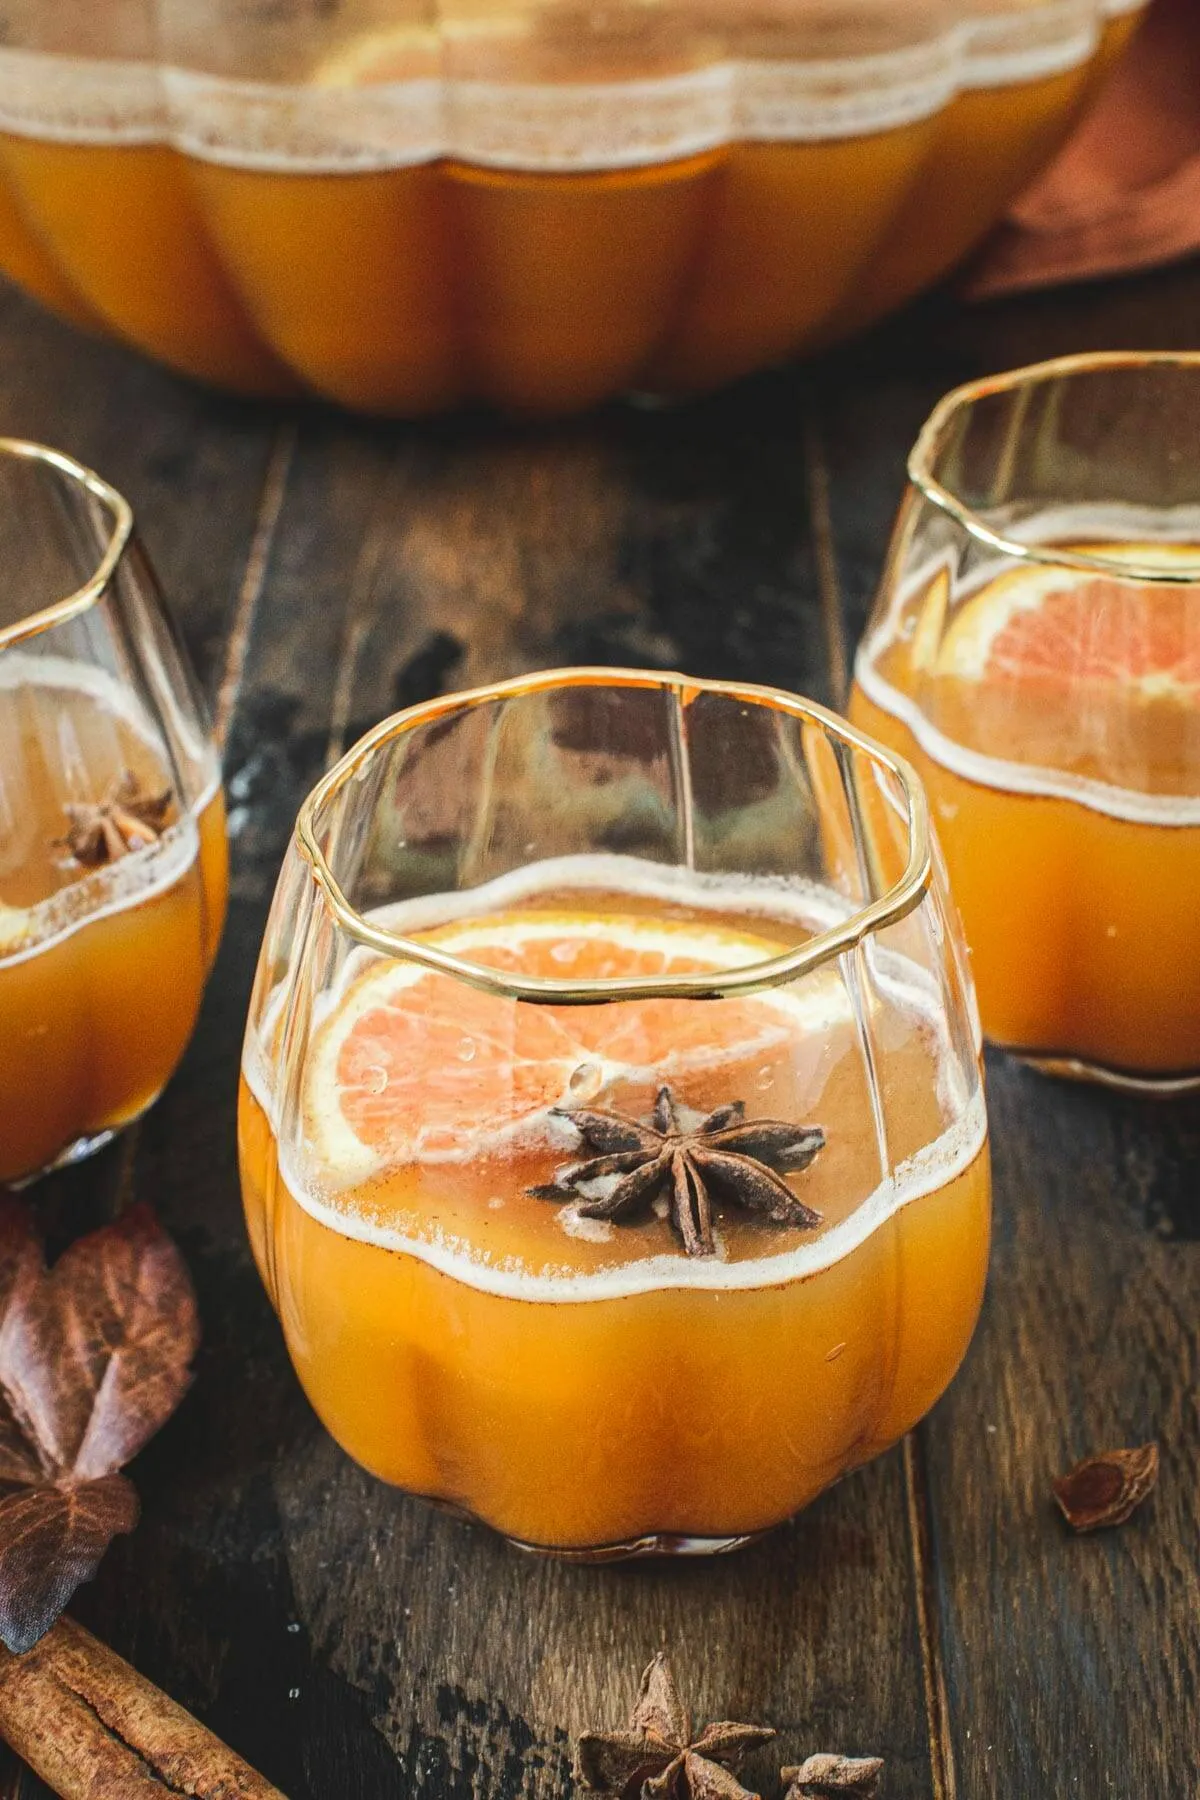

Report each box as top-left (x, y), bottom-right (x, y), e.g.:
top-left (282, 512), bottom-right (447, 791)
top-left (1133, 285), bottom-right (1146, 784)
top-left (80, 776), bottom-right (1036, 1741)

top-left (0, 0), bottom-right (1143, 416)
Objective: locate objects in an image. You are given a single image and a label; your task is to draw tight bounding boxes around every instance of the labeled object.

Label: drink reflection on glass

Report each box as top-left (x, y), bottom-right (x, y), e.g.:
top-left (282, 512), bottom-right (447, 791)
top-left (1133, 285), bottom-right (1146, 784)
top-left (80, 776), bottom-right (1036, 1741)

top-left (851, 352), bottom-right (1200, 1093)
top-left (0, 441), bottom-right (228, 1185)
top-left (239, 669), bottom-right (989, 1557)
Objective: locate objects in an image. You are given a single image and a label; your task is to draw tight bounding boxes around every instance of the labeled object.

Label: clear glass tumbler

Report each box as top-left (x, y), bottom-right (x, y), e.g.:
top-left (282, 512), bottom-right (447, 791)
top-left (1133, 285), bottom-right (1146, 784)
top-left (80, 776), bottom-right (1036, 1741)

top-left (851, 351), bottom-right (1200, 1093)
top-left (0, 439), bottom-right (228, 1184)
top-left (240, 668), bottom-right (989, 1557)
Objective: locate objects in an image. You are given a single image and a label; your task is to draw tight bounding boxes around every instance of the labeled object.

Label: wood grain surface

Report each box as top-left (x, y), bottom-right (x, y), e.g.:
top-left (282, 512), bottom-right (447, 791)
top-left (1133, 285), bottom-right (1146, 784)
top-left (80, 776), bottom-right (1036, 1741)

top-left (1, 254), bottom-right (1199, 1799)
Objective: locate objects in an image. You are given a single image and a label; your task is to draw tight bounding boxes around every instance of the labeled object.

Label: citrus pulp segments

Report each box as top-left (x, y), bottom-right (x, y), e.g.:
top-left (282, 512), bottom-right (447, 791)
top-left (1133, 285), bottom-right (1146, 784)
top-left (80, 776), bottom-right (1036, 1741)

top-left (934, 564), bottom-right (1083, 680)
top-left (304, 911), bottom-right (850, 1186)
top-left (935, 546), bottom-right (1200, 695)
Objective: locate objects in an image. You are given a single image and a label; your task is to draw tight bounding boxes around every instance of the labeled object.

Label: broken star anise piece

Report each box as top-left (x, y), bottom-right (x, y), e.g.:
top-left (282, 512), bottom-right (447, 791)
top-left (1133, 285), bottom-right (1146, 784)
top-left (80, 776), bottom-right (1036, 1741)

top-left (57, 769), bottom-right (173, 869)
top-left (782, 1754), bottom-right (885, 1798)
top-left (1052, 1442), bottom-right (1159, 1533)
top-left (576, 1651), bottom-right (776, 1800)
top-left (531, 1085), bottom-right (824, 1258)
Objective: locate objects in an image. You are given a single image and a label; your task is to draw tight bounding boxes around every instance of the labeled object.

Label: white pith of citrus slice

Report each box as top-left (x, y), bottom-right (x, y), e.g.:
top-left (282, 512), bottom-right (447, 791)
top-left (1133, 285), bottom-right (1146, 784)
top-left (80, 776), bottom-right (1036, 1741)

top-left (303, 911), bottom-right (847, 1185)
top-left (0, 902), bottom-right (32, 957)
top-left (909, 566), bottom-right (950, 675)
top-left (312, 17), bottom-right (518, 87)
top-left (934, 565), bottom-right (1083, 680)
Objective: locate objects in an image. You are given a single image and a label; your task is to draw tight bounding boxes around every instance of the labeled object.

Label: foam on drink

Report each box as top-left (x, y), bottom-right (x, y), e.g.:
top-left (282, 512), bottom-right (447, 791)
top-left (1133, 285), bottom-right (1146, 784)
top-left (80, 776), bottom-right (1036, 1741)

top-left (0, 654), bottom-right (217, 961)
top-left (243, 853), bottom-right (986, 1303)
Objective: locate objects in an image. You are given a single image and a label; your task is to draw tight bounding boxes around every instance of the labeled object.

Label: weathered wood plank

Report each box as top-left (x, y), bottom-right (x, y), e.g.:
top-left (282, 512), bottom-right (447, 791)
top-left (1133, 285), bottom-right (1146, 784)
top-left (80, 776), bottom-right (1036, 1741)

top-left (310, 386), bottom-right (835, 743)
top-left (932, 1061), bottom-right (1200, 1796)
top-left (0, 283), bottom-right (281, 694)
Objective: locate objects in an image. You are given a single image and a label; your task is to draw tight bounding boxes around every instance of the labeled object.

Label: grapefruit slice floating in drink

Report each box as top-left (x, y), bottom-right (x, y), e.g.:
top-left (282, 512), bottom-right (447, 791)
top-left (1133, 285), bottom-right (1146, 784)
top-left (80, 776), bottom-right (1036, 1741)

top-left (305, 911), bottom-right (837, 1183)
top-left (935, 546), bottom-right (1200, 700)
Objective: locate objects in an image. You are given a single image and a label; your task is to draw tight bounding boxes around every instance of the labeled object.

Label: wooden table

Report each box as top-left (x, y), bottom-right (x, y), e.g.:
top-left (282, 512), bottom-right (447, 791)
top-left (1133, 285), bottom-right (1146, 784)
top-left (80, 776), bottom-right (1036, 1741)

top-left (3, 259), bottom-right (1199, 1800)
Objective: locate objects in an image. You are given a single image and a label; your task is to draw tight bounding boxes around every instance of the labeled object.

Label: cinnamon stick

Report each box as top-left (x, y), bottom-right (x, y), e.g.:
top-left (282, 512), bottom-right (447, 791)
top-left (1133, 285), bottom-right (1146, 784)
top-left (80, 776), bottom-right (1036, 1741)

top-left (0, 1615), bottom-right (288, 1799)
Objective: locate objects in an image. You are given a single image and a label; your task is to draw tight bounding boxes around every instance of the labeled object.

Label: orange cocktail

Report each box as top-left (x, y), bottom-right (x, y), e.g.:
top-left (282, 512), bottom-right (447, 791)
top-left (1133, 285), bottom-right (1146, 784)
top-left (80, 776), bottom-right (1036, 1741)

top-left (240, 670), bottom-right (989, 1555)
top-left (0, 139), bottom-right (291, 393)
top-left (0, 440), bottom-right (228, 1184)
top-left (0, 5), bottom-right (1137, 412)
top-left (852, 354), bottom-right (1200, 1092)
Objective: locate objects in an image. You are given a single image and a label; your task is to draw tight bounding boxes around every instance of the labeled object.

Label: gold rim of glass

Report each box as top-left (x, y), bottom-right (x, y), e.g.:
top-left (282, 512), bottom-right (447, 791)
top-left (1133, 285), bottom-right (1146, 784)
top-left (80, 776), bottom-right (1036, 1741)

top-left (295, 667), bottom-right (933, 1005)
top-left (908, 349), bottom-right (1200, 585)
top-left (0, 437), bottom-right (133, 653)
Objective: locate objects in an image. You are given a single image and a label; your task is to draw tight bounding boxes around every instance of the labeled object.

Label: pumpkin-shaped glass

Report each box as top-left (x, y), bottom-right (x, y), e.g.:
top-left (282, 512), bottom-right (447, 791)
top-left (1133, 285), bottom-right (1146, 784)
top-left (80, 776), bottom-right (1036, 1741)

top-left (239, 668), bottom-right (989, 1556)
top-left (851, 352), bottom-right (1200, 1094)
top-left (0, 439), bottom-right (227, 1185)
top-left (0, 0), bottom-right (1144, 414)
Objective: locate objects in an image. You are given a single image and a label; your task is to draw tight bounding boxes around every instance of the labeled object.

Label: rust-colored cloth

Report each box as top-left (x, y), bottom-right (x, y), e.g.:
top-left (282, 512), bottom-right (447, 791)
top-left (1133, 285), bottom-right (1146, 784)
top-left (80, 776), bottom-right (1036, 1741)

top-left (968, 0), bottom-right (1200, 297)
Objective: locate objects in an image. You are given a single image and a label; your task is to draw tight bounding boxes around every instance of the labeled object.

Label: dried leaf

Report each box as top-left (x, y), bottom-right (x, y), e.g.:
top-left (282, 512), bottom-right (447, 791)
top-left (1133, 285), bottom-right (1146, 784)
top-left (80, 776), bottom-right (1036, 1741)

top-left (1052, 1443), bottom-right (1159, 1532)
top-left (0, 1476), bottom-right (139, 1655)
top-left (782, 1754), bottom-right (885, 1797)
top-left (0, 1200), bottom-right (199, 1652)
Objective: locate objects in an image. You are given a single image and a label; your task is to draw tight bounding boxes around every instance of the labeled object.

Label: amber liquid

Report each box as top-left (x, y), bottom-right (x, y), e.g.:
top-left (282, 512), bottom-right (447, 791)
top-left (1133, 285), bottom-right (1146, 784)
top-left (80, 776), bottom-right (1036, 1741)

top-left (189, 123), bottom-right (941, 413)
top-left (0, 139), bottom-right (291, 392)
top-left (0, 20), bottom-right (1111, 410)
top-left (0, 175), bottom-right (96, 328)
top-left (850, 545), bottom-right (1200, 1081)
top-left (239, 875), bottom-right (989, 1550)
top-left (0, 668), bottom-right (228, 1183)
top-left (833, 60), bottom-right (1097, 340)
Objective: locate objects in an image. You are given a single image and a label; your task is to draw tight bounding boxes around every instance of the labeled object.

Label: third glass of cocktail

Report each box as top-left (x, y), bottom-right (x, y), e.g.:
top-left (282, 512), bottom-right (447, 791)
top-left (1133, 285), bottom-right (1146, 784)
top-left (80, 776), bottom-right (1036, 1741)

top-left (240, 669), bottom-right (988, 1556)
top-left (852, 352), bottom-right (1200, 1092)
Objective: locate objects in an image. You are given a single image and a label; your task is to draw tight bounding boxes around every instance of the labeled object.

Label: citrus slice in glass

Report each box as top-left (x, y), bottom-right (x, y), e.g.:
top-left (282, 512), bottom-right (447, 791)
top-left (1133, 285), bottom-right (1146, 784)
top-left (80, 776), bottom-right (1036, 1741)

top-left (311, 25), bottom-right (436, 86)
top-left (305, 911), bottom-right (835, 1181)
top-left (936, 546), bottom-right (1200, 699)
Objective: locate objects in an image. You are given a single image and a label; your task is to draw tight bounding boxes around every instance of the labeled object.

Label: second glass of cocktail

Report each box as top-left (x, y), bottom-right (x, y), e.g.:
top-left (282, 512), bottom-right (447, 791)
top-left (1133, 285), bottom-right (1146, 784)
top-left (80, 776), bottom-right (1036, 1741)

top-left (240, 670), bottom-right (989, 1556)
top-left (852, 352), bottom-right (1200, 1093)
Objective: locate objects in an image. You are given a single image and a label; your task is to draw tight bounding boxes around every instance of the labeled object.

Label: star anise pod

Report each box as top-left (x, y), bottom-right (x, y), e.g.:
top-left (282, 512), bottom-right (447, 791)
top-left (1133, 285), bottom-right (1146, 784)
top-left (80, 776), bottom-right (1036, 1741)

top-left (57, 770), bottom-right (173, 869)
top-left (576, 1652), bottom-right (776, 1800)
top-left (782, 1754), bottom-right (885, 1797)
top-left (531, 1085), bottom-right (824, 1257)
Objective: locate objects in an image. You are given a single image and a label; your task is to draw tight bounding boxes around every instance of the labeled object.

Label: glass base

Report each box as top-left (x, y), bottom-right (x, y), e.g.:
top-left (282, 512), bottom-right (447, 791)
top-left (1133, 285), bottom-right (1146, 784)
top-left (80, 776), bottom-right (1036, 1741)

top-left (508, 1529), bottom-right (768, 1562)
top-left (10, 1125), bottom-right (120, 1189)
top-left (422, 1495), bottom-right (767, 1560)
top-left (1014, 1050), bottom-right (1200, 1097)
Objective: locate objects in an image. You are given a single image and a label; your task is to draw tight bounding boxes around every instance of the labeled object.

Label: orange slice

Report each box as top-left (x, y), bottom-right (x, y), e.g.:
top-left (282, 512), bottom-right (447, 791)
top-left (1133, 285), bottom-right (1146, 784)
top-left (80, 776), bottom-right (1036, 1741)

top-left (305, 911), bottom-right (837, 1181)
top-left (312, 25), bottom-right (434, 86)
top-left (0, 902), bottom-right (32, 958)
top-left (936, 546), bottom-right (1200, 699)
